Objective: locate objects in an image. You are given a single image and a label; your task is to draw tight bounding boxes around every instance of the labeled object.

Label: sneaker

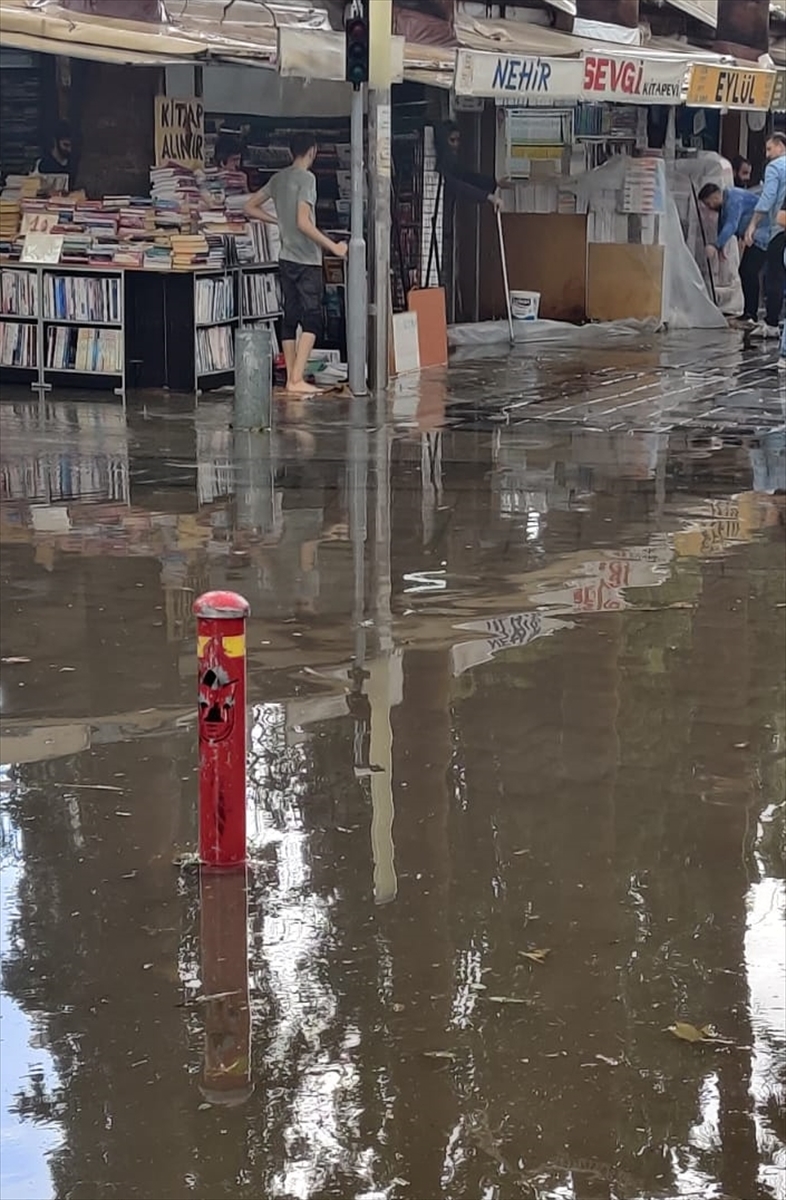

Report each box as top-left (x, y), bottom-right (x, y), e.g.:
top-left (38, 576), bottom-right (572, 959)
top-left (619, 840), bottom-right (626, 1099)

top-left (749, 322), bottom-right (781, 339)
top-left (778, 357), bottom-right (786, 371)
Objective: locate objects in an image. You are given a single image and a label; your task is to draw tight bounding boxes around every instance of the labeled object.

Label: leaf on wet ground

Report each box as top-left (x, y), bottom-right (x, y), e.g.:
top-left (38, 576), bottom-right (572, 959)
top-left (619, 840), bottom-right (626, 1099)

top-left (667, 1022), bottom-right (735, 1046)
top-left (487, 995), bottom-right (532, 1006)
top-left (520, 948), bottom-right (551, 964)
top-left (1, 656), bottom-right (31, 664)
top-left (421, 1050), bottom-right (457, 1061)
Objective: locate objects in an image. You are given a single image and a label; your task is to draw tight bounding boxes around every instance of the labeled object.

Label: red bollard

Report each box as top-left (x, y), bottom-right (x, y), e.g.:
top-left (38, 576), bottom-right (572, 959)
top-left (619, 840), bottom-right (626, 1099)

top-left (194, 591), bottom-right (251, 868)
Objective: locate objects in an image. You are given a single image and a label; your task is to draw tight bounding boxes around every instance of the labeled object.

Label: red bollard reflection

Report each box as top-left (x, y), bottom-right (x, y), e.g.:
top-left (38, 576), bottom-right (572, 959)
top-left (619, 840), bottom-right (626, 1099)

top-left (194, 590), bottom-right (250, 868)
top-left (199, 867), bottom-right (253, 1106)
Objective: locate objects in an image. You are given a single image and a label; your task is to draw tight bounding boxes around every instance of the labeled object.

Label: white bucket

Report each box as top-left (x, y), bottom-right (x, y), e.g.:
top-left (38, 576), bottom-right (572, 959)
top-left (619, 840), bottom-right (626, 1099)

top-left (509, 290), bottom-right (540, 321)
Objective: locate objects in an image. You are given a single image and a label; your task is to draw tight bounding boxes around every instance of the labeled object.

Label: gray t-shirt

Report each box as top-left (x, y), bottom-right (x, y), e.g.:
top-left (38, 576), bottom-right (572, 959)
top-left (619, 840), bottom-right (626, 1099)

top-left (262, 166), bottom-right (322, 267)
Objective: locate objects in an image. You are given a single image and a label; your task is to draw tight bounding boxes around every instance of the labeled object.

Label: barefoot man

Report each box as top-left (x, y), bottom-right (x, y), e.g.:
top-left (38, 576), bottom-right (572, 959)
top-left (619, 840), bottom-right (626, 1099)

top-left (245, 132), bottom-right (347, 396)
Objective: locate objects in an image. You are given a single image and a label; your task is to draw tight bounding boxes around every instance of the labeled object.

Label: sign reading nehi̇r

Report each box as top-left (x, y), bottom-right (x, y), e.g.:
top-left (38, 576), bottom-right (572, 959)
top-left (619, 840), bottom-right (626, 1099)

top-left (154, 96), bottom-right (205, 169)
top-left (687, 64), bottom-right (775, 110)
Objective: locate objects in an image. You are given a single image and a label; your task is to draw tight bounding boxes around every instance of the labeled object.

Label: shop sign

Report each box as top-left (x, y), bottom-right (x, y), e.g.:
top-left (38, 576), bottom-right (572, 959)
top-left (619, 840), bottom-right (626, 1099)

top-left (581, 54), bottom-right (690, 104)
top-left (154, 96), bottom-right (204, 169)
top-left (772, 68), bottom-right (786, 112)
top-left (454, 48), bottom-right (584, 101)
top-left (686, 64), bottom-right (776, 110)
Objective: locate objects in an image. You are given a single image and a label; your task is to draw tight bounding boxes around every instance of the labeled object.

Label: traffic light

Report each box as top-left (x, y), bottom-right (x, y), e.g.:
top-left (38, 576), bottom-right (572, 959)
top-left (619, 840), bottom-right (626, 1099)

top-left (345, 3), bottom-right (369, 89)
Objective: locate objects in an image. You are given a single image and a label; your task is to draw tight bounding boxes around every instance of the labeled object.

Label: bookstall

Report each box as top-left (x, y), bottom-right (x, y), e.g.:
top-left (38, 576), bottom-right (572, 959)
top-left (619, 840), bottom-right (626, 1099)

top-left (0, 89), bottom-right (287, 401)
top-left (451, 45), bottom-right (777, 328)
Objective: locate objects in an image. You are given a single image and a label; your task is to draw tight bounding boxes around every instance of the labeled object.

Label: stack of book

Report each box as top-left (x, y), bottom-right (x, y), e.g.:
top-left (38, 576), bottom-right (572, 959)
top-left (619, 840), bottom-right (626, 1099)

top-left (170, 234), bottom-right (209, 269)
top-left (150, 165), bottom-right (200, 230)
top-left (0, 199), bottom-right (21, 244)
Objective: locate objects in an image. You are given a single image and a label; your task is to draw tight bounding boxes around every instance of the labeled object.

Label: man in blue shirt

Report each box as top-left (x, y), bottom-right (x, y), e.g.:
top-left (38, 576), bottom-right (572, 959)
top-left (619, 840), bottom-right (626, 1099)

top-left (698, 182), bottom-right (765, 323)
top-left (744, 132), bottom-right (786, 338)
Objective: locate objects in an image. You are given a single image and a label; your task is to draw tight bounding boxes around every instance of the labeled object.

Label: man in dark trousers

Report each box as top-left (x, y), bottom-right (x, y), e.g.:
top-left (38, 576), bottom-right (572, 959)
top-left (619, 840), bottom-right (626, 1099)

top-left (698, 181), bottom-right (766, 325)
top-left (245, 132), bottom-right (347, 395)
top-left (744, 132), bottom-right (786, 338)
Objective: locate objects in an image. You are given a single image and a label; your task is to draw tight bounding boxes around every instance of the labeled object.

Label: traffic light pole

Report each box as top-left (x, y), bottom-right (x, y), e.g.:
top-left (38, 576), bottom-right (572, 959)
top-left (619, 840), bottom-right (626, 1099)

top-left (347, 84), bottom-right (367, 397)
top-left (368, 86), bottom-right (391, 394)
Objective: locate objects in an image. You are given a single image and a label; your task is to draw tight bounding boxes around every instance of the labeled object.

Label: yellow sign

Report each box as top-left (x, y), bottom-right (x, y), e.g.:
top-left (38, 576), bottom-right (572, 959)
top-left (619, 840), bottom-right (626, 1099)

top-left (687, 64), bottom-right (775, 110)
top-left (772, 68), bottom-right (786, 112)
top-left (154, 96), bottom-right (204, 170)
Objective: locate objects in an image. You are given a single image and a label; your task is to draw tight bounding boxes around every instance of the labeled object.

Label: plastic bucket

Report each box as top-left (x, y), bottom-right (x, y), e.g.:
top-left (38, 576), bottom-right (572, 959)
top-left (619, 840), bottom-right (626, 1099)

top-left (509, 290), bottom-right (540, 321)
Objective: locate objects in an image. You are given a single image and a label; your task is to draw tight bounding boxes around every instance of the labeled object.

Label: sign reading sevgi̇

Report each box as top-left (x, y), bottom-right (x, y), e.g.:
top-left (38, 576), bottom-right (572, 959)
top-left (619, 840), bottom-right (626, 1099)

top-left (582, 54), bottom-right (690, 103)
top-left (154, 96), bottom-right (205, 169)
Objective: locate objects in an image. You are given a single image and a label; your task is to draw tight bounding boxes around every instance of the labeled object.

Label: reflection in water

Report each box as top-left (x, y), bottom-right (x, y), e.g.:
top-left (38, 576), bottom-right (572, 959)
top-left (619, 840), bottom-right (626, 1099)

top-left (0, 397), bottom-right (784, 1199)
top-left (198, 869), bottom-right (253, 1107)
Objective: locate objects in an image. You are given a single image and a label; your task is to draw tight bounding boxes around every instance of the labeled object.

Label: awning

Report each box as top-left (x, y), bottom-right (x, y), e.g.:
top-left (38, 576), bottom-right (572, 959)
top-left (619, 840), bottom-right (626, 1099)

top-left (0, 0), bottom-right (279, 64)
top-left (661, 0), bottom-right (718, 29)
top-left (0, 27), bottom-right (203, 64)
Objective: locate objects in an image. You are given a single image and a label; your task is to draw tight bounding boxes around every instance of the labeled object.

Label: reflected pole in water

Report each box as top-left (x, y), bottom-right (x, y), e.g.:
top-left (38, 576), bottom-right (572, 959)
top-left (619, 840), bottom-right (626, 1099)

top-left (233, 429), bottom-right (277, 537)
top-left (198, 867), bottom-right (253, 1106)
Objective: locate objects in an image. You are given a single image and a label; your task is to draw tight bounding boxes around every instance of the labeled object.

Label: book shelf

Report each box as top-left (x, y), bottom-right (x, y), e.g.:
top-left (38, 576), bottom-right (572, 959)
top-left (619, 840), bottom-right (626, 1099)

top-left (0, 260), bottom-right (281, 400)
top-left (0, 264), bottom-right (38, 378)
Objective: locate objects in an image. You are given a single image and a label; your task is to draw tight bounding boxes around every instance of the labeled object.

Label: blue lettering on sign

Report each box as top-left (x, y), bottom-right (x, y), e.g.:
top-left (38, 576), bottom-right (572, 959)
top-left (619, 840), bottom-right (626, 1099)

top-left (492, 55), bottom-right (553, 93)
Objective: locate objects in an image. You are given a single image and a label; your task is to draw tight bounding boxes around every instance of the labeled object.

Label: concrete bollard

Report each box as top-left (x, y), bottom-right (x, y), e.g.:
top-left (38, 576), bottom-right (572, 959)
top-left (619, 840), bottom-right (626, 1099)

top-left (194, 590), bottom-right (251, 868)
top-left (234, 326), bottom-right (272, 431)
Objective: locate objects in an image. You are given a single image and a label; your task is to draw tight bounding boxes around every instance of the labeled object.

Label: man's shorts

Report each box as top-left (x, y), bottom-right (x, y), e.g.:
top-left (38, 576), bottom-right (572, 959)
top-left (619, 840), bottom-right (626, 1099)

top-left (279, 260), bottom-right (323, 342)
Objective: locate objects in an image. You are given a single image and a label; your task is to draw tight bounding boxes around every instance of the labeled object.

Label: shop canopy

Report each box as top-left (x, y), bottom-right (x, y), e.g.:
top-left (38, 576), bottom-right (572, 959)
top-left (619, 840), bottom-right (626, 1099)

top-left (449, 12), bottom-right (777, 109)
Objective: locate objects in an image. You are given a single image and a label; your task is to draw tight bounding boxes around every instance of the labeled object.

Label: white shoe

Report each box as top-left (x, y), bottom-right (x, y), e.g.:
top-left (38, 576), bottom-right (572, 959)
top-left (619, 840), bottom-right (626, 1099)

top-left (749, 322), bottom-right (781, 339)
top-left (778, 357), bottom-right (786, 371)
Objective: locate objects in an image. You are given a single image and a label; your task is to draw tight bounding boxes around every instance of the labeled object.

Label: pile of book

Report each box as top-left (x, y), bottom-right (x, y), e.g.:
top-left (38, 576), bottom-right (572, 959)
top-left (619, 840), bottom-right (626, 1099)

top-left (170, 234), bottom-right (209, 269)
top-left (150, 164), bottom-right (200, 230)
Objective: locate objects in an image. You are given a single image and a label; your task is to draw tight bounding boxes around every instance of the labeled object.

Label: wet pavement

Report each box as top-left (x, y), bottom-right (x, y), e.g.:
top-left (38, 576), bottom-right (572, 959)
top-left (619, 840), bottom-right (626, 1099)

top-left (1, 331), bottom-right (785, 1200)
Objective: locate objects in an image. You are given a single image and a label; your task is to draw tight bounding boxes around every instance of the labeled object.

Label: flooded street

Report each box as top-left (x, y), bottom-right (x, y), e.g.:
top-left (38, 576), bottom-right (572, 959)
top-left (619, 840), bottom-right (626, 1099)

top-left (1, 376), bottom-right (785, 1200)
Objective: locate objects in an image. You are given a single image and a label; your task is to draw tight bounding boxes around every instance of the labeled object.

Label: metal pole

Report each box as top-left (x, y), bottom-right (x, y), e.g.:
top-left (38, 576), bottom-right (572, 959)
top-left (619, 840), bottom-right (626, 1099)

top-left (369, 87), bottom-right (391, 394)
top-left (348, 84), bottom-right (368, 396)
top-left (495, 208), bottom-right (515, 345)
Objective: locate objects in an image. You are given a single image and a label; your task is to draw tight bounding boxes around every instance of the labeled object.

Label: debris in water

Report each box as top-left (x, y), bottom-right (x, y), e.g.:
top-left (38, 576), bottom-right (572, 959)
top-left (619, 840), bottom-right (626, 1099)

top-left (520, 948), bottom-right (551, 964)
top-left (421, 1050), bottom-right (457, 1061)
top-left (1, 656), bottom-right (30, 664)
top-left (487, 995), bottom-right (532, 1006)
top-left (667, 1022), bottom-right (735, 1046)
top-left (172, 852), bottom-right (200, 870)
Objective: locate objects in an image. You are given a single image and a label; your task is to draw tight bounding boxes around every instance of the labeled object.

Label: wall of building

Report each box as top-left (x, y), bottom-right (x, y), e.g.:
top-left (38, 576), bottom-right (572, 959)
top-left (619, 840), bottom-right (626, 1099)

top-left (165, 64), bottom-right (352, 119)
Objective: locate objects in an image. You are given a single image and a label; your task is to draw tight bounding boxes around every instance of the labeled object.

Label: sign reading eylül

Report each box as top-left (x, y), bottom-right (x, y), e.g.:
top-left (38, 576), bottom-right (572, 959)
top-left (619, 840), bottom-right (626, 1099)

top-left (686, 64), bottom-right (776, 110)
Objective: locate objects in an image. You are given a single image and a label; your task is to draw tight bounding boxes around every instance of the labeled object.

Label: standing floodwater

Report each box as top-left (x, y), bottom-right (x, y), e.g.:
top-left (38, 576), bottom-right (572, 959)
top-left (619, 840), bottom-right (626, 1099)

top-left (1, 380), bottom-right (784, 1200)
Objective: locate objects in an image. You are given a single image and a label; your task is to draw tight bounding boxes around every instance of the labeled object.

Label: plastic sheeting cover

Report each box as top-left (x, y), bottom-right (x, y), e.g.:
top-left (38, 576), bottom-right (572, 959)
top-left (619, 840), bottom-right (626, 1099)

top-left (671, 152), bottom-right (744, 318)
top-left (571, 155), bottom-right (726, 331)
